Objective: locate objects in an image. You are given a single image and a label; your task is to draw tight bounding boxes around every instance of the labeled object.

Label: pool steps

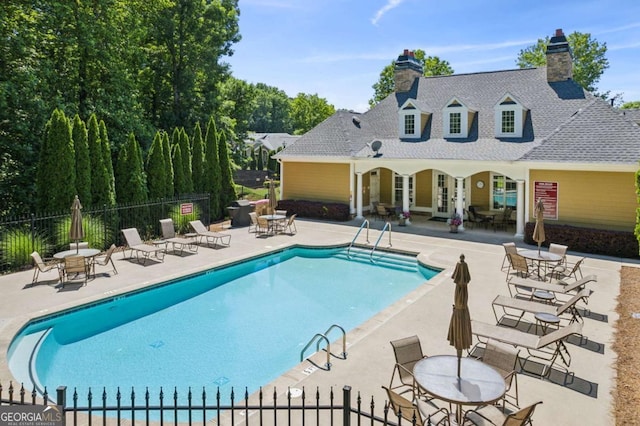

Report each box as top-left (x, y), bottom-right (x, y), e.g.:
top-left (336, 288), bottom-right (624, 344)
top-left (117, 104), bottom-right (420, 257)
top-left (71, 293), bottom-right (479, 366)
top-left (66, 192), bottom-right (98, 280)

top-left (335, 248), bottom-right (419, 273)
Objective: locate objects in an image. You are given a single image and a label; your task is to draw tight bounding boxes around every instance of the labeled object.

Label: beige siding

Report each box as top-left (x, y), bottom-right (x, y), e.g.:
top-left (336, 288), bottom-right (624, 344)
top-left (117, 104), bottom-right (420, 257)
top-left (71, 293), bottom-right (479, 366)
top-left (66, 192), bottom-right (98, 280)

top-left (380, 168), bottom-right (393, 204)
top-left (529, 170), bottom-right (636, 230)
top-left (470, 171), bottom-right (492, 209)
top-left (282, 162), bottom-right (350, 203)
top-left (415, 170), bottom-right (433, 208)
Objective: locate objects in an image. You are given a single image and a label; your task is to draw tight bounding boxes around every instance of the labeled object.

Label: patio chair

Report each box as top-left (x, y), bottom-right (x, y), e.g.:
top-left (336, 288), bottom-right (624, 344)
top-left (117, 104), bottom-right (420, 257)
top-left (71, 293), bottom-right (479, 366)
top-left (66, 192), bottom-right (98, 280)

top-left (466, 209), bottom-right (487, 230)
top-left (492, 288), bottom-right (593, 327)
top-left (248, 212), bottom-right (259, 233)
top-left (389, 335), bottom-right (428, 398)
top-left (550, 257), bottom-right (584, 281)
top-left (90, 244), bottom-right (118, 277)
top-left (121, 227), bottom-right (165, 265)
top-left (493, 207), bottom-right (513, 232)
top-left (376, 204), bottom-right (393, 221)
top-left (507, 274), bottom-right (597, 301)
top-left (501, 242), bottom-right (519, 272)
top-left (278, 214), bottom-right (297, 235)
top-left (30, 251), bottom-right (61, 285)
top-left (505, 253), bottom-right (530, 281)
top-left (160, 218), bottom-right (198, 255)
top-left (471, 320), bottom-right (583, 379)
top-left (61, 255), bottom-right (89, 286)
top-left (479, 339), bottom-right (520, 411)
top-left (548, 243), bottom-right (568, 267)
top-left (189, 220), bottom-right (231, 248)
top-left (462, 400), bottom-right (542, 425)
top-left (255, 216), bottom-right (270, 236)
top-left (382, 386), bottom-right (450, 426)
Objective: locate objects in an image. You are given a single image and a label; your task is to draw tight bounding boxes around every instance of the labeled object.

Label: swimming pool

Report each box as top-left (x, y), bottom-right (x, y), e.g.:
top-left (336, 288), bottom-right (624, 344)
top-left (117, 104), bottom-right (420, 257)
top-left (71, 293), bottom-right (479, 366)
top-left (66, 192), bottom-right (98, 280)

top-left (9, 246), bottom-right (439, 405)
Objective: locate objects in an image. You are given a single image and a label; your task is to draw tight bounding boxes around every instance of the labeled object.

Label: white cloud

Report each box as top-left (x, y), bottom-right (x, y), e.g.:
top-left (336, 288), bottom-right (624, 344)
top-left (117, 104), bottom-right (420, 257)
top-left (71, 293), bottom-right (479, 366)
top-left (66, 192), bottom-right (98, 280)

top-left (371, 0), bottom-right (405, 26)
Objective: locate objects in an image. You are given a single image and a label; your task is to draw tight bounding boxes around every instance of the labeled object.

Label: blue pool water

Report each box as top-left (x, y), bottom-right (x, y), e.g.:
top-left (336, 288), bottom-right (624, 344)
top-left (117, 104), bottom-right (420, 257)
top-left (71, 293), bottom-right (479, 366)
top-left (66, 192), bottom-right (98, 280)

top-left (9, 246), bottom-right (438, 405)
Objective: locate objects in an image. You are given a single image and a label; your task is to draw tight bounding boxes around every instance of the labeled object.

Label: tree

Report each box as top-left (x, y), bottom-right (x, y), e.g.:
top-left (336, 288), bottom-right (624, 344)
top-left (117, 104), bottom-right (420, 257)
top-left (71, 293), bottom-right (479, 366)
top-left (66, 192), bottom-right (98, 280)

top-left (36, 109), bottom-right (76, 213)
top-left (172, 143), bottom-right (186, 196)
top-left (115, 132), bottom-right (148, 204)
top-left (72, 115), bottom-right (91, 205)
top-left (191, 122), bottom-right (205, 193)
top-left (217, 126), bottom-right (237, 212)
top-left (290, 93), bottom-right (335, 135)
top-left (99, 120), bottom-right (116, 206)
top-left (204, 117), bottom-right (222, 219)
top-left (621, 101), bottom-right (640, 110)
top-left (516, 31), bottom-right (609, 94)
top-left (178, 128), bottom-right (193, 193)
top-left (87, 114), bottom-right (110, 208)
top-left (249, 83), bottom-right (292, 133)
top-left (146, 131), bottom-right (166, 201)
top-left (369, 49), bottom-right (454, 107)
top-left (162, 131), bottom-right (174, 197)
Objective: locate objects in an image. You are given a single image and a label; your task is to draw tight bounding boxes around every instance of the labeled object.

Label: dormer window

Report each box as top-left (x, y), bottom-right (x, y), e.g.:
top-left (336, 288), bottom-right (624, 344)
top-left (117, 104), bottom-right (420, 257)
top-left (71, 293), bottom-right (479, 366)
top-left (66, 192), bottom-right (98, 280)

top-left (398, 100), bottom-right (430, 138)
top-left (495, 94), bottom-right (526, 138)
top-left (443, 98), bottom-right (472, 138)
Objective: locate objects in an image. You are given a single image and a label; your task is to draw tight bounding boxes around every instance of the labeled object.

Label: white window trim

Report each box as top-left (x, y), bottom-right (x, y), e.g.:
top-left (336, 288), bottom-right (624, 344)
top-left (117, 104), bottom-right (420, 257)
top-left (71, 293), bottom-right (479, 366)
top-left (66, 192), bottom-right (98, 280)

top-left (494, 94), bottom-right (526, 138)
top-left (398, 100), bottom-right (422, 138)
top-left (442, 98), bottom-right (469, 138)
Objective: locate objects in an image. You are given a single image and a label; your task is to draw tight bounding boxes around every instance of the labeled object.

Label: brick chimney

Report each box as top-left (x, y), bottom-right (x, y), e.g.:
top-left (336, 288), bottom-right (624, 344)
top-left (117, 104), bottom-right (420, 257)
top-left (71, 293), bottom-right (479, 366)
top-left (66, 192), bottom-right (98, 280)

top-left (546, 29), bottom-right (573, 82)
top-left (394, 49), bottom-right (423, 92)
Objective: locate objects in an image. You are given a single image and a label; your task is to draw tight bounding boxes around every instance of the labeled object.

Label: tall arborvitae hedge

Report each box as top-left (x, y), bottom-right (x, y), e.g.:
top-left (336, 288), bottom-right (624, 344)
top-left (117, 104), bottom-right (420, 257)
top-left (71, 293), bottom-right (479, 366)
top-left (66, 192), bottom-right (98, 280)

top-left (162, 131), bottom-right (174, 197)
top-left (172, 144), bottom-right (186, 196)
top-left (146, 131), bottom-right (166, 201)
top-left (72, 114), bottom-right (91, 205)
top-left (116, 132), bottom-right (148, 204)
top-left (36, 109), bottom-right (76, 212)
top-left (87, 114), bottom-right (110, 208)
top-left (217, 126), bottom-right (237, 212)
top-left (204, 117), bottom-right (222, 219)
top-left (99, 120), bottom-right (116, 205)
top-left (192, 122), bottom-right (205, 193)
top-left (178, 128), bottom-right (193, 193)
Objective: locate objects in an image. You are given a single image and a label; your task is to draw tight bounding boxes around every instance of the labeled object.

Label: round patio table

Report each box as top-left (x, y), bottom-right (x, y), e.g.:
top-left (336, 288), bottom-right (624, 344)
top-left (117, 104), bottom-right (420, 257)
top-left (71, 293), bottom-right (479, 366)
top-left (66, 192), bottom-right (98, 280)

top-left (413, 355), bottom-right (505, 424)
top-left (519, 249), bottom-right (562, 281)
top-left (259, 214), bottom-right (286, 234)
top-left (53, 248), bottom-right (100, 260)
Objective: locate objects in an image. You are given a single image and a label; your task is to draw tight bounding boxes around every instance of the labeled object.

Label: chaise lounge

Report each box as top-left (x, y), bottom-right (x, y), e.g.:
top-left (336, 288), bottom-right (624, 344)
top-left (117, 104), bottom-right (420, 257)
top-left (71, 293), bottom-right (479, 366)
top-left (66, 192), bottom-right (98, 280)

top-left (121, 227), bottom-right (165, 265)
top-left (159, 218), bottom-right (198, 256)
top-left (189, 220), bottom-right (231, 248)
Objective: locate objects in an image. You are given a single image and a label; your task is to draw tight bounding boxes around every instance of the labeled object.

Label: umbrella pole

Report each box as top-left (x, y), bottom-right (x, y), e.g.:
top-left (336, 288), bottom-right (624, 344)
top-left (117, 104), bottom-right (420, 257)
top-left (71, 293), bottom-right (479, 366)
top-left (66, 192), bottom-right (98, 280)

top-left (456, 349), bottom-right (462, 378)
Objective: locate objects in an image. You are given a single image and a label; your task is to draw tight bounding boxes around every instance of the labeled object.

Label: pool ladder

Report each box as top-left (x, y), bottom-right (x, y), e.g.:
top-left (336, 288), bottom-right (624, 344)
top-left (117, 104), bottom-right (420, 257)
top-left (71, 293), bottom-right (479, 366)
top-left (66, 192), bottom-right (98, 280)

top-left (347, 220), bottom-right (369, 258)
top-left (300, 324), bottom-right (347, 370)
top-left (347, 219), bottom-right (392, 262)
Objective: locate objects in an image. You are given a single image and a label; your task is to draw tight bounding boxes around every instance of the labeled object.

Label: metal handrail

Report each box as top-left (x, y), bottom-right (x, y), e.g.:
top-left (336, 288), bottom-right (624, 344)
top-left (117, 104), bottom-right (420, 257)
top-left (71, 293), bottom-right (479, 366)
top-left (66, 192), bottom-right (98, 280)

top-left (370, 221), bottom-right (392, 262)
top-left (347, 220), bottom-right (369, 258)
top-left (323, 324), bottom-right (347, 359)
top-left (300, 333), bottom-right (332, 370)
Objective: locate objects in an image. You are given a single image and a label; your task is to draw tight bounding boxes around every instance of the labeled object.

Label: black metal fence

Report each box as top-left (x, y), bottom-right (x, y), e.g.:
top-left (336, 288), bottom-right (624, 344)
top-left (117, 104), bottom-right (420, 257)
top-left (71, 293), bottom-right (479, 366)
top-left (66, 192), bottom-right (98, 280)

top-left (0, 382), bottom-right (432, 426)
top-left (0, 194), bottom-right (210, 274)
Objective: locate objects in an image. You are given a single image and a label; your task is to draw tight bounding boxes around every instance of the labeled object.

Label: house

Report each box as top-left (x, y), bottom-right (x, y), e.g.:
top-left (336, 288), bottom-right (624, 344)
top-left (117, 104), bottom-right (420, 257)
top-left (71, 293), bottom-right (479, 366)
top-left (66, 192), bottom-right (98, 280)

top-left (245, 132), bottom-right (300, 167)
top-left (275, 29), bottom-right (640, 236)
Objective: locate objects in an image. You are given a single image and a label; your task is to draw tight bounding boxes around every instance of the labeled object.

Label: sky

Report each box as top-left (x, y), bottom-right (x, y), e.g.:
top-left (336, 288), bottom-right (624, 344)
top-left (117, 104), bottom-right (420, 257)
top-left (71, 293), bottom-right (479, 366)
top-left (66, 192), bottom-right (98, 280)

top-left (227, 0), bottom-right (640, 113)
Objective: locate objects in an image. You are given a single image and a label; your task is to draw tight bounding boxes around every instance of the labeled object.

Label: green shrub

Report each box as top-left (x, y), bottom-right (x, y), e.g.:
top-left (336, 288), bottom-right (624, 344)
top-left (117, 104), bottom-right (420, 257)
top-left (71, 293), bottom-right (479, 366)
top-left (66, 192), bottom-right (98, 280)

top-left (0, 228), bottom-right (52, 269)
top-left (55, 215), bottom-right (109, 249)
top-left (168, 203), bottom-right (203, 234)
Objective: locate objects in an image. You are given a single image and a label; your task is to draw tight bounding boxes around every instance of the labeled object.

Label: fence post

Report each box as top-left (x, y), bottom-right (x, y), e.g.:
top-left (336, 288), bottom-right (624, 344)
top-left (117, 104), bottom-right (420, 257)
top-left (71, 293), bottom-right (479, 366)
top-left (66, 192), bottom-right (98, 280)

top-left (56, 386), bottom-right (66, 423)
top-left (103, 204), bottom-right (108, 250)
top-left (342, 386), bottom-right (351, 426)
top-left (31, 213), bottom-right (36, 253)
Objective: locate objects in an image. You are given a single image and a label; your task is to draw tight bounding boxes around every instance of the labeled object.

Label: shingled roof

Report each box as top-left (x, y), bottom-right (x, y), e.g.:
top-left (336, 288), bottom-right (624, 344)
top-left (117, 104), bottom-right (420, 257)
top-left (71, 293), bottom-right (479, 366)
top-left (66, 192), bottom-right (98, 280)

top-left (278, 67), bottom-right (640, 165)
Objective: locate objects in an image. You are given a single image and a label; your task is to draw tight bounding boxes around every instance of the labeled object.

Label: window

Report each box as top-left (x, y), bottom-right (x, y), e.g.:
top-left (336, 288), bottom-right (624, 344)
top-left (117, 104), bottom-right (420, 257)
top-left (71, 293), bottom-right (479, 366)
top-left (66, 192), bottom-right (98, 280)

top-left (442, 98), bottom-right (471, 138)
top-left (501, 110), bottom-right (515, 133)
top-left (449, 112), bottom-right (461, 134)
top-left (394, 174), bottom-right (414, 206)
top-left (404, 114), bottom-right (415, 135)
top-left (495, 94), bottom-right (526, 137)
top-left (492, 175), bottom-right (517, 210)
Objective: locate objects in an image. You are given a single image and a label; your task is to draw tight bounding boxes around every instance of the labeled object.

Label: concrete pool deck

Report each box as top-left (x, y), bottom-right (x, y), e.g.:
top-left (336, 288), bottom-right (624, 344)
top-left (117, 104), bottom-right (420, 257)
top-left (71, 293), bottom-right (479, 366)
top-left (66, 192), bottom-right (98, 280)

top-left (0, 217), bottom-right (630, 424)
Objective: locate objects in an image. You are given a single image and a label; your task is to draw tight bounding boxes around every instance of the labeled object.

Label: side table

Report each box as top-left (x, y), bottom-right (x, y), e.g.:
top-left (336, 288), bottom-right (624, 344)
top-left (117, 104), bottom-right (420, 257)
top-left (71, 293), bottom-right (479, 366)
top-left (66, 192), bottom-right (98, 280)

top-left (534, 312), bottom-right (561, 334)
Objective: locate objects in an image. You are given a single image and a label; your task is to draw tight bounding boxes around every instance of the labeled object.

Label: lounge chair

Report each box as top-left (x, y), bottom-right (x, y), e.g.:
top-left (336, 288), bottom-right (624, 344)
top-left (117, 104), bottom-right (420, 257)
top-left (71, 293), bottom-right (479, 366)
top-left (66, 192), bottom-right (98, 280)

top-left (463, 400), bottom-right (542, 425)
top-left (121, 228), bottom-right (165, 265)
top-left (90, 244), bottom-right (118, 277)
top-left (492, 288), bottom-right (593, 326)
top-left (189, 220), bottom-right (231, 248)
top-left (507, 274), bottom-right (597, 300)
top-left (389, 335), bottom-right (428, 398)
top-left (160, 218), bottom-right (198, 255)
top-left (479, 339), bottom-right (520, 411)
top-left (60, 255), bottom-right (89, 286)
top-left (471, 320), bottom-right (583, 379)
top-left (30, 251), bottom-right (61, 285)
top-left (382, 386), bottom-right (449, 426)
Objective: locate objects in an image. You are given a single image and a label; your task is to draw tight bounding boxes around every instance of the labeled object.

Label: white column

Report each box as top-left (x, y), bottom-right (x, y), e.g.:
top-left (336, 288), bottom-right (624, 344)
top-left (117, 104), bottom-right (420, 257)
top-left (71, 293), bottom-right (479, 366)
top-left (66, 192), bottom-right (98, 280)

top-left (515, 179), bottom-right (525, 237)
top-left (456, 177), bottom-right (465, 231)
top-left (355, 172), bottom-right (364, 219)
top-left (402, 175), bottom-right (410, 212)
top-left (349, 163), bottom-right (355, 215)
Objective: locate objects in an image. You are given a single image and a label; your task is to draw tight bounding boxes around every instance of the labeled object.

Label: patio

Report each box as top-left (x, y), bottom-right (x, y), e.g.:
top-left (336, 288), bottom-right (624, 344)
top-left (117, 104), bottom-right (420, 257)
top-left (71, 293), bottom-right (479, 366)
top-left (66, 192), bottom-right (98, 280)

top-left (0, 217), bottom-right (624, 424)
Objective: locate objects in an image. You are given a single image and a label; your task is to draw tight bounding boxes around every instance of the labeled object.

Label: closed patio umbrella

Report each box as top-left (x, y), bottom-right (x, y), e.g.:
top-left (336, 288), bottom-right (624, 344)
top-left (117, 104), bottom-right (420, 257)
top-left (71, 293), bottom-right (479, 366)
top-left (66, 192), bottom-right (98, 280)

top-left (268, 179), bottom-right (277, 215)
top-left (533, 198), bottom-right (546, 254)
top-left (70, 195), bottom-right (84, 253)
top-left (447, 253), bottom-right (473, 379)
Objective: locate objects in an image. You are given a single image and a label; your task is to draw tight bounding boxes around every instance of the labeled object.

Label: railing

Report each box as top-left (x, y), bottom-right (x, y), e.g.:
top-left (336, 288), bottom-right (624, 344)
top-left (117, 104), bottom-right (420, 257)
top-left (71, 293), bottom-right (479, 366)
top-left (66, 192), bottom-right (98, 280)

top-left (347, 219), bottom-right (369, 258)
top-left (300, 333), bottom-right (332, 370)
top-left (0, 381), bottom-right (434, 426)
top-left (0, 194), bottom-right (211, 274)
top-left (323, 324), bottom-right (348, 360)
top-left (371, 222), bottom-right (392, 262)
